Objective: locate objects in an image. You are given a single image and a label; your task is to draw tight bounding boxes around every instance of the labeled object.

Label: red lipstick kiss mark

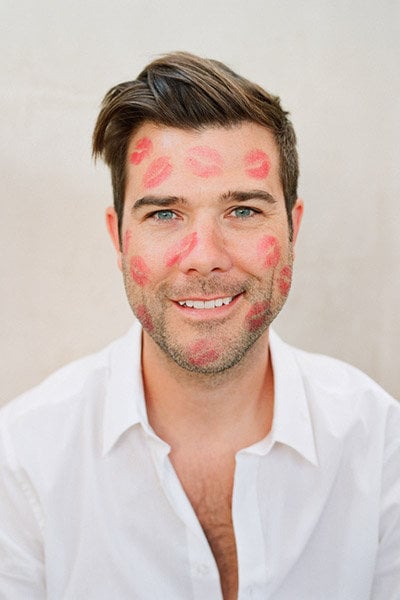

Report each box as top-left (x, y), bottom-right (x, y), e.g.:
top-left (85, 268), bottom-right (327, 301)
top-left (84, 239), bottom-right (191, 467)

top-left (123, 229), bottom-right (132, 254)
top-left (136, 304), bottom-right (154, 333)
top-left (277, 265), bottom-right (292, 296)
top-left (259, 235), bottom-right (280, 268)
top-left (185, 146), bottom-right (223, 178)
top-left (188, 339), bottom-right (219, 366)
top-left (129, 137), bottom-right (153, 165)
top-left (244, 149), bottom-right (271, 179)
top-left (164, 232), bottom-right (198, 267)
top-left (143, 156), bottom-right (173, 189)
top-left (130, 256), bottom-right (151, 286)
top-left (246, 301), bottom-right (271, 332)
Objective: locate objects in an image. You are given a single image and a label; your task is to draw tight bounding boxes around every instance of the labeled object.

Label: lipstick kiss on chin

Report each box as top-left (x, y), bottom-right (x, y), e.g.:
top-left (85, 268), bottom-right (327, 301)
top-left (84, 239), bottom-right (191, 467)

top-left (188, 339), bottom-right (219, 366)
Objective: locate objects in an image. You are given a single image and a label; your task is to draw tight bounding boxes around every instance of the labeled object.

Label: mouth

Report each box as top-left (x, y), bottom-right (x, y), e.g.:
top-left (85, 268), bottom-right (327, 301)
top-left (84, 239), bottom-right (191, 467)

top-left (177, 295), bottom-right (235, 309)
top-left (173, 293), bottom-right (244, 318)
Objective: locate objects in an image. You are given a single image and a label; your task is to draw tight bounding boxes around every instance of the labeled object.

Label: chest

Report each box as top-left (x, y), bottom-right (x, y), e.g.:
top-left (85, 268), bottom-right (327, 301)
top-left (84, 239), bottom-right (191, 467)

top-left (170, 454), bottom-right (238, 599)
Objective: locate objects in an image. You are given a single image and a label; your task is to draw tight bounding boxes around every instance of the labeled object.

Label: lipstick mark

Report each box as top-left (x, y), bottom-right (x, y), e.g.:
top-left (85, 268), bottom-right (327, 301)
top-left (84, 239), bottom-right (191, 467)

top-left (123, 229), bottom-right (132, 254)
top-left (188, 339), bottom-right (219, 366)
top-left (136, 304), bottom-right (154, 333)
top-left (129, 137), bottom-right (153, 165)
top-left (246, 301), bottom-right (271, 332)
top-left (258, 235), bottom-right (280, 268)
top-left (164, 232), bottom-right (198, 267)
top-left (143, 156), bottom-right (173, 189)
top-left (244, 149), bottom-right (271, 179)
top-left (130, 256), bottom-right (151, 286)
top-left (277, 265), bottom-right (292, 296)
top-left (185, 146), bottom-right (223, 178)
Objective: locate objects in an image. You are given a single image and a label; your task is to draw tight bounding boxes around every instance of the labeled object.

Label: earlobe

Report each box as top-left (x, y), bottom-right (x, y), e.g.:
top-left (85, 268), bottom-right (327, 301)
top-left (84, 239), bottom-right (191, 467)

top-left (291, 199), bottom-right (304, 246)
top-left (105, 206), bottom-right (123, 271)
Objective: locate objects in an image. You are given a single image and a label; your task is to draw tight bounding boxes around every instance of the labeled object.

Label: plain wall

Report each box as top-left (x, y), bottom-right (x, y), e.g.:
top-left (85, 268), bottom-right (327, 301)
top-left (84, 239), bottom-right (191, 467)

top-left (1, 0), bottom-right (399, 404)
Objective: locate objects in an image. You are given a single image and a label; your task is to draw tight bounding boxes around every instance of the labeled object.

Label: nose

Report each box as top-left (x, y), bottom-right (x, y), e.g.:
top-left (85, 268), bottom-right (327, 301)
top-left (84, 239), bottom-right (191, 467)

top-left (178, 220), bottom-right (233, 276)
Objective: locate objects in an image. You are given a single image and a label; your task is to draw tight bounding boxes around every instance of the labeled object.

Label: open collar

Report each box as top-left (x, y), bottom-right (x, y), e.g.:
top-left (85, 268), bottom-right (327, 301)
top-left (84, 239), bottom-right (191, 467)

top-left (102, 324), bottom-right (318, 466)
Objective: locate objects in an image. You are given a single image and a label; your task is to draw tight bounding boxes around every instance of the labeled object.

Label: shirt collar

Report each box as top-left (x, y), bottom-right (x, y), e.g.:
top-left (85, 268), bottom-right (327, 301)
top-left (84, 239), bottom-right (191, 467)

top-left (102, 320), bottom-right (149, 456)
top-left (267, 329), bottom-right (319, 466)
top-left (102, 323), bottom-right (318, 466)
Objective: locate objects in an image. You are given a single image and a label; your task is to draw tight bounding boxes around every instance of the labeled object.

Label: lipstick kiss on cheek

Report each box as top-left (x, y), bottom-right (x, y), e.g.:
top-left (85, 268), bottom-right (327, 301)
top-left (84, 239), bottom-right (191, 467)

top-left (258, 235), bottom-right (281, 268)
top-left (187, 339), bottom-right (220, 366)
top-left (277, 265), bottom-right (292, 297)
top-left (164, 232), bottom-right (198, 267)
top-left (135, 304), bottom-right (154, 333)
top-left (130, 256), bottom-right (151, 287)
top-left (123, 229), bottom-right (132, 254)
top-left (245, 301), bottom-right (271, 332)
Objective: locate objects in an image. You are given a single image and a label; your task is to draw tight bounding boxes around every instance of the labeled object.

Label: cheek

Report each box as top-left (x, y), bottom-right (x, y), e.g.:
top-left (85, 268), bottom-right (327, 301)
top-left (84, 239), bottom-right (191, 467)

top-left (245, 301), bottom-right (271, 332)
top-left (187, 339), bottom-right (219, 366)
top-left (185, 146), bottom-right (223, 178)
top-left (129, 137), bottom-right (153, 165)
top-left (277, 265), bottom-right (292, 296)
top-left (130, 256), bottom-right (151, 287)
top-left (142, 156), bottom-right (173, 189)
top-left (123, 229), bottom-right (132, 254)
top-left (164, 233), bottom-right (198, 267)
top-left (258, 235), bottom-right (281, 268)
top-left (244, 149), bottom-right (271, 179)
top-left (135, 304), bottom-right (154, 333)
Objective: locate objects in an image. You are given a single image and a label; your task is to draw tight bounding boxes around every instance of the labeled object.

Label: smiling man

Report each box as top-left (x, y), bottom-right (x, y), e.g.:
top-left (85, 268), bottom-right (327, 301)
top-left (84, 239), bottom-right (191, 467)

top-left (1, 53), bottom-right (399, 600)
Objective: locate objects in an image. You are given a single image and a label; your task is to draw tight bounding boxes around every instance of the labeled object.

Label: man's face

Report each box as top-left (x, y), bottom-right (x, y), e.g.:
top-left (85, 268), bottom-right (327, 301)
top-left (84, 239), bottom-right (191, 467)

top-left (107, 122), bottom-right (303, 374)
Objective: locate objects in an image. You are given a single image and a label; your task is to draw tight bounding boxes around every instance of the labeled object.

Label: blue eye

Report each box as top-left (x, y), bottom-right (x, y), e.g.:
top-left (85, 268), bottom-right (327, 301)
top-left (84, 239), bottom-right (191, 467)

top-left (153, 210), bottom-right (176, 221)
top-left (232, 207), bottom-right (254, 218)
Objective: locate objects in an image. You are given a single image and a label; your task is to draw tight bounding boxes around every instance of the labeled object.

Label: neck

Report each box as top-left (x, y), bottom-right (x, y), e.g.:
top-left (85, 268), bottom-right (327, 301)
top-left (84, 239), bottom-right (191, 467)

top-left (142, 330), bottom-right (274, 452)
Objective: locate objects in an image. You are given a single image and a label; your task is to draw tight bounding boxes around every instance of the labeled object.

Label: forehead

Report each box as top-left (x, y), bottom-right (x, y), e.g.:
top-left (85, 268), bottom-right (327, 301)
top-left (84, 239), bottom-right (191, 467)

top-left (125, 121), bottom-right (282, 200)
top-left (127, 121), bottom-right (279, 162)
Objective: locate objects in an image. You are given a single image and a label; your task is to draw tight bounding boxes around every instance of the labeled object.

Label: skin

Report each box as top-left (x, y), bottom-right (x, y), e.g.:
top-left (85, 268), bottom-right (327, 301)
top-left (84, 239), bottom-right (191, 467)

top-left (107, 121), bottom-right (303, 600)
top-left (108, 122), bottom-right (303, 375)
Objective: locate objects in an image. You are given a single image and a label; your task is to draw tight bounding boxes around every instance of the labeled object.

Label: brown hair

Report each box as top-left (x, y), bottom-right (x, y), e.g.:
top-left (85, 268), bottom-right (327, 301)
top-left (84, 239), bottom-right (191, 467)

top-left (92, 51), bottom-right (299, 239)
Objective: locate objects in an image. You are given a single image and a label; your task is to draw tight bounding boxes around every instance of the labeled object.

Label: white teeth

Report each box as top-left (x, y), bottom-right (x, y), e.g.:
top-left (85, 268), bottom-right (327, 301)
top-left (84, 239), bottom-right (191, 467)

top-left (178, 296), bottom-right (233, 309)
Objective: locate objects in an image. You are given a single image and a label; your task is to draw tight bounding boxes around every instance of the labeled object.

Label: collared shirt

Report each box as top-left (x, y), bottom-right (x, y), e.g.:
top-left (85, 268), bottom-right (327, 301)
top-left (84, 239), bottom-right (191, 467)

top-left (0, 321), bottom-right (399, 599)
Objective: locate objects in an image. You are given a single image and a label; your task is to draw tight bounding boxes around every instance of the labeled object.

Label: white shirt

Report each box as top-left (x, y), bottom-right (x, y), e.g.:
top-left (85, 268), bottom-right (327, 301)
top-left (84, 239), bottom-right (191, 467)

top-left (0, 321), bottom-right (399, 600)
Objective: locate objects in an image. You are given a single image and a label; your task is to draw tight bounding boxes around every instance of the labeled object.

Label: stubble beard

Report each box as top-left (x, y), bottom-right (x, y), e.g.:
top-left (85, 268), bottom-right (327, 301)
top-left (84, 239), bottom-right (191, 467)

top-left (121, 261), bottom-right (291, 376)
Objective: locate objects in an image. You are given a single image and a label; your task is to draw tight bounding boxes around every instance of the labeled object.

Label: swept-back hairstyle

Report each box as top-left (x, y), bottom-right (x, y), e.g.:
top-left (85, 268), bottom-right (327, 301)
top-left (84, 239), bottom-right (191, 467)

top-left (92, 51), bottom-right (299, 238)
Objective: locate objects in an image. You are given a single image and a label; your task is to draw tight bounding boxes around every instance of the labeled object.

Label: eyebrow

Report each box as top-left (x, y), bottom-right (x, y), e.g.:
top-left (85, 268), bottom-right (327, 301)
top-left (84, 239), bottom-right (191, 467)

top-left (132, 195), bottom-right (187, 212)
top-left (131, 189), bottom-right (277, 212)
top-left (220, 190), bottom-right (277, 204)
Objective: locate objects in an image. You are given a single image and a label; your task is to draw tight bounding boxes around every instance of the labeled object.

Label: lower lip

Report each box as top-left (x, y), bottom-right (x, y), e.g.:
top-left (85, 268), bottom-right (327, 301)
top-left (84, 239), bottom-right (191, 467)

top-left (173, 293), bottom-right (242, 318)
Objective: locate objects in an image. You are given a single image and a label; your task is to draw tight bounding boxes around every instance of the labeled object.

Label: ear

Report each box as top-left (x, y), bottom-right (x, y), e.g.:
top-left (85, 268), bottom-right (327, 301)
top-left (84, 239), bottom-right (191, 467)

top-left (105, 206), bottom-right (122, 271)
top-left (291, 199), bottom-right (304, 246)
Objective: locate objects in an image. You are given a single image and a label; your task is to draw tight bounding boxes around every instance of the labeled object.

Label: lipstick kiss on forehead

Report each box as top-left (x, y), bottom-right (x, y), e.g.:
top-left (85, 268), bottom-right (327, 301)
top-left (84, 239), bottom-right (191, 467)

top-left (129, 137), bottom-right (153, 165)
top-left (185, 146), bottom-right (223, 178)
top-left (143, 156), bottom-right (173, 189)
top-left (244, 149), bottom-right (271, 179)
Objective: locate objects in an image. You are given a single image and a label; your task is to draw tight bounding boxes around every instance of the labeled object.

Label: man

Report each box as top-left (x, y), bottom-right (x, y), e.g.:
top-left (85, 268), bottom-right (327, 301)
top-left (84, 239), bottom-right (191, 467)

top-left (0, 52), bottom-right (399, 599)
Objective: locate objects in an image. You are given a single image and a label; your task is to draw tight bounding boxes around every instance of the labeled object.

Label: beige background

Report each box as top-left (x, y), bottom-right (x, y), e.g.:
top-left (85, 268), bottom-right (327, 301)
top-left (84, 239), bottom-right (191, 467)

top-left (1, 0), bottom-right (399, 405)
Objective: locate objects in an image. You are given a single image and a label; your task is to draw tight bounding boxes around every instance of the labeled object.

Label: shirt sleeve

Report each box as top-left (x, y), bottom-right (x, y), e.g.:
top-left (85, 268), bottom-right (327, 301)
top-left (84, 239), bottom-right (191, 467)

top-left (370, 405), bottom-right (400, 600)
top-left (0, 414), bottom-right (45, 599)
